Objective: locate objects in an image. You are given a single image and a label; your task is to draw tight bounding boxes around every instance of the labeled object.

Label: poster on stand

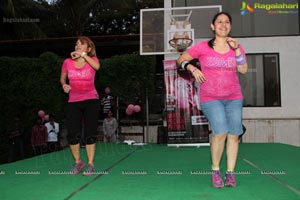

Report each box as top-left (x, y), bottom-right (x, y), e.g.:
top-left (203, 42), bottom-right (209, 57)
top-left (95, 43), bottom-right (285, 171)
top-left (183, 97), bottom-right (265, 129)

top-left (163, 60), bottom-right (209, 145)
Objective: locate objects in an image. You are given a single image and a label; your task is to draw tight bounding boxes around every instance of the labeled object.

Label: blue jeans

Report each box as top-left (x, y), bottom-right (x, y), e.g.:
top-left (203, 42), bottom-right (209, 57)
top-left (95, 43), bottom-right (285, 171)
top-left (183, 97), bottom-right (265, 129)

top-left (201, 100), bottom-right (243, 136)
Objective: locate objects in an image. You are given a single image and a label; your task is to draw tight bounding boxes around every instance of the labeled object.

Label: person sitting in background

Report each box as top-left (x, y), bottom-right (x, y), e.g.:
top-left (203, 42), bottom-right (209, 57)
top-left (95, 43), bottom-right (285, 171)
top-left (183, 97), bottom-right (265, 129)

top-left (103, 110), bottom-right (118, 143)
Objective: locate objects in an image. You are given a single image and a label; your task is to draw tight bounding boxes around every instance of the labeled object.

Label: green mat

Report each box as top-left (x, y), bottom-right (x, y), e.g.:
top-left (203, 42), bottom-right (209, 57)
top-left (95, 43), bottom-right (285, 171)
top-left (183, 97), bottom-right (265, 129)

top-left (0, 143), bottom-right (299, 200)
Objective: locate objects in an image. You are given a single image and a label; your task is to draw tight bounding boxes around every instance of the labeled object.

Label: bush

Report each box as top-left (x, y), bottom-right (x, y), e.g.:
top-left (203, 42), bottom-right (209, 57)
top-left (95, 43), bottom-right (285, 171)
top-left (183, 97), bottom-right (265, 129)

top-left (97, 53), bottom-right (156, 114)
top-left (0, 51), bottom-right (157, 162)
top-left (0, 52), bottom-right (65, 160)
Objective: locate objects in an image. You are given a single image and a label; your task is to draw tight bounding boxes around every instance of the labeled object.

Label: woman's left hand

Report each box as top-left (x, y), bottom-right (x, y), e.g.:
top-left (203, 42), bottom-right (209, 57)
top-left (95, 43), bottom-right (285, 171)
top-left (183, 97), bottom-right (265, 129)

top-left (226, 37), bottom-right (239, 49)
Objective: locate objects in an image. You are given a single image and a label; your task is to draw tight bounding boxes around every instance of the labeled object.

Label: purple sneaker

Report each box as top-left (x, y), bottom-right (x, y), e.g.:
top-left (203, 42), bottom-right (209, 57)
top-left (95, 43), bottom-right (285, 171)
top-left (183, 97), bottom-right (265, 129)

top-left (70, 161), bottom-right (85, 175)
top-left (82, 164), bottom-right (96, 176)
top-left (212, 170), bottom-right (224, 188)
top-left (225, 172), bottom-right (236, 187)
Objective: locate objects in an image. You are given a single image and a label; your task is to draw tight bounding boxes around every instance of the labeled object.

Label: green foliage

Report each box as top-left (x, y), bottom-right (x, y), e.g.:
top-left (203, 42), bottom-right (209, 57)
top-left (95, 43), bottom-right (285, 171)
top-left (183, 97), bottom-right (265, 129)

top-left (0, 52), bottom-right (65, 136)
top-left (96, 53), bottom-right (156, 106)
top-left (0, 0), bottom-right (164, 39)
top-left (0, 0), bottom-right (49, 40)
top-left (85, 0), bottom-right (164, 35)
top-left (54, 0), bottom-right (97, 36)
top-left (0, 52), bottom-right (157, 160)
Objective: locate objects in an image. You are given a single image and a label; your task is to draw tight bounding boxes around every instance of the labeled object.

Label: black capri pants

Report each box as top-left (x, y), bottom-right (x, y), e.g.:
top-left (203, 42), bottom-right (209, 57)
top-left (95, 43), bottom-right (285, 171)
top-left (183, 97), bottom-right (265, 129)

top-left (67, 99), bottom-right (100, 145)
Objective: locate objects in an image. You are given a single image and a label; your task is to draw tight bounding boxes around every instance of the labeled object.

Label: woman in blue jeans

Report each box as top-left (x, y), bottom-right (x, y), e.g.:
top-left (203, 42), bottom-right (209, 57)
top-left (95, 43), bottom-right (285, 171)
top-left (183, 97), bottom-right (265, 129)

top-left (177, 12), bottom-right (248, 188)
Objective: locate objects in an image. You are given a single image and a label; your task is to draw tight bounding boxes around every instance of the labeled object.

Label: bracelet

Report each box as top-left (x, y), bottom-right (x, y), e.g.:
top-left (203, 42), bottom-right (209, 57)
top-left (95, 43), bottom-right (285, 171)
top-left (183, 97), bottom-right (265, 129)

top-left (81, 52), bottom-right (87, 57)
top-left (180, 60), bottom-right (190, 70)
top-left (235, 54), bottom-right (246, 65)
top-left (233, 44), bottom-right (240, 50)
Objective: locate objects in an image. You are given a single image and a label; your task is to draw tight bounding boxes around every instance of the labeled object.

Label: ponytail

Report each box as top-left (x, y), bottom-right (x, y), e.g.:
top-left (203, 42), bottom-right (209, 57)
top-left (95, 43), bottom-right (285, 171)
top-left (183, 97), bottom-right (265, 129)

top-left (208, 37), bottom-right (215, 49)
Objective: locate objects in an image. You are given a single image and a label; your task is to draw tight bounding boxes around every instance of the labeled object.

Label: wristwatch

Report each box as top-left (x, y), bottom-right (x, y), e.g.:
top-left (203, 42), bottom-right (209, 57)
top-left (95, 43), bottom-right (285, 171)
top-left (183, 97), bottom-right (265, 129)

top-left (81, 52), bottom-right (87, 57)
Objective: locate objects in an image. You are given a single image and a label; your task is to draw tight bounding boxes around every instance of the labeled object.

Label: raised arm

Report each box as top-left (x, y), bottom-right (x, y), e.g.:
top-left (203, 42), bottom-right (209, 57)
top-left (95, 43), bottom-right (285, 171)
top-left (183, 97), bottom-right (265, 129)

top-left (234, 48), bottom-right (248, 74)
top-left (81, 53), bottom-right (101, 71)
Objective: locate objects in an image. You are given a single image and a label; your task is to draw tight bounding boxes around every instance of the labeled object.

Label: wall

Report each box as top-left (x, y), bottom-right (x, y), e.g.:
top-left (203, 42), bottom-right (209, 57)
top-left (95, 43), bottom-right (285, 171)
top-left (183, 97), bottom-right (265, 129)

top-left (242, 119), bottom-right (300, 146)
top-left (120, 125), bottom-right (159, 143)
top-left (241, 36), bottom-right (300, 146)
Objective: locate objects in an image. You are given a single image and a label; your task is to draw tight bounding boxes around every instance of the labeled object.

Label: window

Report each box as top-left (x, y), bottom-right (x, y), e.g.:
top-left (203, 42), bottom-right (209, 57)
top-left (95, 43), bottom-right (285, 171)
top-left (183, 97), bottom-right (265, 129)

top-left (239, 53), bottom-right (281, 107)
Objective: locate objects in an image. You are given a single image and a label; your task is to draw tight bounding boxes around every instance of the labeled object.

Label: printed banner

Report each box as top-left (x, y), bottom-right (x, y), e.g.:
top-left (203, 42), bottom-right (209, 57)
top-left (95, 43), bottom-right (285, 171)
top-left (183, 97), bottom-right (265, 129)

top-left (163, 60), bottom-right (209, 144)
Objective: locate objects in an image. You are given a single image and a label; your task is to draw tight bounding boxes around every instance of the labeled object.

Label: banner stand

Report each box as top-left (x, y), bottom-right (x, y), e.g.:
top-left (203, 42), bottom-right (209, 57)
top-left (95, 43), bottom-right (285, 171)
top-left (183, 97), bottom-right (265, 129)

top-left (164, 60), bottom-right (210, 148)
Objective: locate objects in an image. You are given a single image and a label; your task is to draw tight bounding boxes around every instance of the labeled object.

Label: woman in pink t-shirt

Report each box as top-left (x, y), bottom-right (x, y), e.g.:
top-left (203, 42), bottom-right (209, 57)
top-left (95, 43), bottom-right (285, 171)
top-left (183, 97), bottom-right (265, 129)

top-left (60, 36), bottom-right (100, 176)
top-left (177, 12), bottom-right (248, 188)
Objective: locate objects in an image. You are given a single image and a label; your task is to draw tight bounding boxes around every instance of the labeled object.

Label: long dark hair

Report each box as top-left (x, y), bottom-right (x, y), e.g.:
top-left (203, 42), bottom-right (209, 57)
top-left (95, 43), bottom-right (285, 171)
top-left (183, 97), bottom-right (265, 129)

top-left (208, 12), bottom-right (232, 49)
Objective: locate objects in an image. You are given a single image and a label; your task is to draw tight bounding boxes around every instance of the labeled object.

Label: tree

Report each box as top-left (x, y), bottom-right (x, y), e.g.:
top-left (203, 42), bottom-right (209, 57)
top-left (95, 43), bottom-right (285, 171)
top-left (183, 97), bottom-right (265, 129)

top-left (0, 0), bottom-right (164, 39)
top-left (85, 0), bottom-right (163, 35)
top-left (53, 0), bottom-right (97, 36)
top-left (0, 0), bottom-right (49, 40)
top-left (0, 52), bottom-right (65, 138)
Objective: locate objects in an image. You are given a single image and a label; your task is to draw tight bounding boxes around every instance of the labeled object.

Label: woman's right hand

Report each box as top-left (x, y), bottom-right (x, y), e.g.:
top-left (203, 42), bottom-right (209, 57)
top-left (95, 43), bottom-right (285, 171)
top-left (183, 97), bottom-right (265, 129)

top-left (191, 68), bottom-right (206, 83)
top-left (178, 51), bottom-right (206, 83)
top-left (70, 51), bottom-right (81, 60)
top-left (62, 84), bottom-right (71, 93)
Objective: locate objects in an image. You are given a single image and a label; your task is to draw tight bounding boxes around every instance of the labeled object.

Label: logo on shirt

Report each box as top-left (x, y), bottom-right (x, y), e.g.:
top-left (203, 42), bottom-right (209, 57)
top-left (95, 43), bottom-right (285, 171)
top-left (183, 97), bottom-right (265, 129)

top-left (205, 57), bottom-right (236, 71)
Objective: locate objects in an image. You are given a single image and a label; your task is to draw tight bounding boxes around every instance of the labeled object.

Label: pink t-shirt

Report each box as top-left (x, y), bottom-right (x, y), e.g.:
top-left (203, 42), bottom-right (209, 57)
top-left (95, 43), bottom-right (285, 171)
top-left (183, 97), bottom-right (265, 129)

top-left (188, 41), bottom-right (245, 102)
top-left (61, 57), bottom-right (99, 102)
